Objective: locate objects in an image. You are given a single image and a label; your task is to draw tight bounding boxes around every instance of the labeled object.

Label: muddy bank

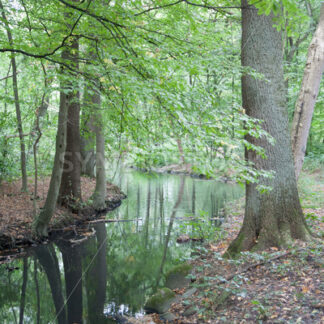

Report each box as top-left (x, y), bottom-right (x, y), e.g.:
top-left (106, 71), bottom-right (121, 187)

top-left (0, 177), bottom-right (125, 251)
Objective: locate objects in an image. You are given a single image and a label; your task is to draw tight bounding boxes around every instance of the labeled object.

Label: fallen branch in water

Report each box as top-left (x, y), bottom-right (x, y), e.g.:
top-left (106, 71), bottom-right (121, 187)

top-left (88, 218), bottom-right (142, 224)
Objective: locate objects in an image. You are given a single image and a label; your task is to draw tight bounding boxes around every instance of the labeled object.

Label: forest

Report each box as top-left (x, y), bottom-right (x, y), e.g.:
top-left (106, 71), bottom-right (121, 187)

top-left (0, 0), bottom-right (323, 323)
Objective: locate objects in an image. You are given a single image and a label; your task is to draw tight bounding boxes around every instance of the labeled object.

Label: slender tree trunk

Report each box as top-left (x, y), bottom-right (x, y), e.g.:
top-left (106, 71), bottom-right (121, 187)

top-left (80, 84), bottom-right (96, 178)
top-left (80, 120), bottom-right (96, 178)
top-left (32, 104), bottom-right (42, 217)
top-left (91, 81), bottom-right (106, 210)
top-left (0, 1), bottom-right (28, 191)
top-left (291, 3), bottom-right (324, 179)
top-left (226, 1), bottom-right (309, 256)
top-left (33, 64), bottom-right (68, 236)
top-left (176, 138), bottom-right (185, 164)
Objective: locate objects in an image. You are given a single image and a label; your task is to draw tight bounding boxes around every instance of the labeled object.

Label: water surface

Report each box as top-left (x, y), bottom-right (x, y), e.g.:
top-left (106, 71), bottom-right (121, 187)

top-left (0, 170), bottom-right (243, 323)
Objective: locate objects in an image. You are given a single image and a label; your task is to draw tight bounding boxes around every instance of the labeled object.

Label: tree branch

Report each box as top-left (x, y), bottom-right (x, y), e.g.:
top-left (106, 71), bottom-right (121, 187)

top-left (0, 2), bottom-right (85, 59)
top-left (4, 132), bottom-right (35, 139)
top-left (135, 0), bottom-right (184, 16)
top-left (57, 0), bottom-right (126, 28)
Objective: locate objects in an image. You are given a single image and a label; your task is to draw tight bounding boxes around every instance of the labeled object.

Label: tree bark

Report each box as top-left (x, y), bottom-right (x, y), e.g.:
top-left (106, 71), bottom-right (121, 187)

top-left (226, 1), bottom-right (309, 256)
top-left (33, 65), bottom-right (68, 236)
top-left (291, 3), bottom-right (324, 179)
top-left (59, 37), bottom-right (81, 207)
top-left (80, 86), bottom-right (96, 178)
top-left (91, 81), bottom-right (107, 211)
top-left (0, 1), bottom-right (28, 192)
top-left (176, 138), bottom-right (185, 164)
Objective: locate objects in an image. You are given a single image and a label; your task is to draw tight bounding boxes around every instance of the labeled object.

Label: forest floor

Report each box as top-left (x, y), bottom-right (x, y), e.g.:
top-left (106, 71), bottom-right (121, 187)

top-left (0, 176), bottom-right (125, 252)
top-left (135, 169), bottom-right (324, 324)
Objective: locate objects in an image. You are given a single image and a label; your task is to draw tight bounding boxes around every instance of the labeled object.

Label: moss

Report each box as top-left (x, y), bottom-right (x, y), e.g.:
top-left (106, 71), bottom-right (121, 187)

top-left (166, 263), bottom-right (192, 277)
top-left (223, 232), bottom-right (245, 259)
top-left (144, 288), bottom-right (176, 314)
top-left (165, 263), bottom-right (192, 289)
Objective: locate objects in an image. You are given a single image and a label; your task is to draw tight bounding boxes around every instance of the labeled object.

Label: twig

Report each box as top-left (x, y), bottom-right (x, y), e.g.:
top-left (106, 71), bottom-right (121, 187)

top-left (223, 251), bottom-right (292, 282)
top-left (88, 218), bottom-right (142, 224)
top-left (4, 132), bottom-right (35, 139)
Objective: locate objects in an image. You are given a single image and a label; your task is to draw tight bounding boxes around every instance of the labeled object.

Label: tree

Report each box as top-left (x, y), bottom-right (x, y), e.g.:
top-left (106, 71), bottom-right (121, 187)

top-left (33, 50), bottom-right (69, 236)
top-left (91, 83), bottom-right (107, 211)
top-left (80, 93), bottom-right (96, 178)
top-left (226, 0), bottom-right (310, 255)
top-left (58, 35), bottom-right (82, 207)
top-left (291, 2), bottom-right (324, 179)
top-left (0, 0), bottom-right (28, 192)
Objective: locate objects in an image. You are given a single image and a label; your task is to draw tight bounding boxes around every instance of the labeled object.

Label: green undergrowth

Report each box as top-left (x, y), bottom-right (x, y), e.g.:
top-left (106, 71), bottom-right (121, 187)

top-left (298, 168), bottom-right (324, 209)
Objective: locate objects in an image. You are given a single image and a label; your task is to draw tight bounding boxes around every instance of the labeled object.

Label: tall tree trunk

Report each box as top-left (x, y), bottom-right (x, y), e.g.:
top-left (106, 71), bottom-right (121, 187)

top-left (59, 36), bottom-right (81, 207)
top-left (226, 1), bottom-right (309, 255)
top-left (33, 63), bottom-right (68, 236)
top-left (0, 1), bottom-right (28, 191)
top-left (91, 80), bottom-right (106, 211)
top-left (291, 3), bottom-right (324, 179)
top-left (80, 86), bottom-right (96, 178)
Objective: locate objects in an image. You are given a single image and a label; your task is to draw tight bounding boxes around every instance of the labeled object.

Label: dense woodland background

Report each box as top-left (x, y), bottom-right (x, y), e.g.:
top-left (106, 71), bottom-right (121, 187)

top-left (0, 0), bottom-right (323, 238)
top-left (0, 1), bottom-right (323, 323)
top-left (0, 0), bottom-right (322, 182)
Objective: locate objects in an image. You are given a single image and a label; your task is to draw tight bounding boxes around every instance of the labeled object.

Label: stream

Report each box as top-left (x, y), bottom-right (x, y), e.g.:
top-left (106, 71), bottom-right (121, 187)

top-left (0, 170), bottom-right (243, 323)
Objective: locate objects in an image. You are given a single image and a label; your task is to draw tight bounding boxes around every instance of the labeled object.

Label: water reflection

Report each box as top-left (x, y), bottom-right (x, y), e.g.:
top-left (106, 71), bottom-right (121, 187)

top-left (0, 171), bottom-right (243, 323)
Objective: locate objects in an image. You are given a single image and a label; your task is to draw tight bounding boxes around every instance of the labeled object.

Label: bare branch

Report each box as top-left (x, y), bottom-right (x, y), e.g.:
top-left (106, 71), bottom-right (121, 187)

top-left (4, 132), bottom-right (35, 139)
top-left (135, 0), bottom-right (184, 16)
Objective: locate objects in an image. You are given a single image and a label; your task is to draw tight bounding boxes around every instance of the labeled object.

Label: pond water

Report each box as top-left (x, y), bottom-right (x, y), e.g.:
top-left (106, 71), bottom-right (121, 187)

top-left (0, 170), bottom-right (243, 323)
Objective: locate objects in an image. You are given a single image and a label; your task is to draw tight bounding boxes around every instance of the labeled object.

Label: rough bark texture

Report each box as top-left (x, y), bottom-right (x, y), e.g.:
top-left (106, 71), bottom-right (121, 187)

top-left (291, 3), bottom-right (324, 179)
top-left (80, 106), bottom-right (96, 178)
top-left (226, 1), bottom-right (309, 256)
top-left (59, 36), bottom-right (82, 206)
top-left (33, 72), bottom-right (68, 236)
top-left (0, 1), bottom-right (28, 192)
top-left (91, 81), bottom-right (107, 211)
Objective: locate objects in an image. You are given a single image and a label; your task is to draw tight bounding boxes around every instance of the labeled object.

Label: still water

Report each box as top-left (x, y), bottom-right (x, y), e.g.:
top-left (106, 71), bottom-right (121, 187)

top-left (0, 170), bottom-right (243, 323)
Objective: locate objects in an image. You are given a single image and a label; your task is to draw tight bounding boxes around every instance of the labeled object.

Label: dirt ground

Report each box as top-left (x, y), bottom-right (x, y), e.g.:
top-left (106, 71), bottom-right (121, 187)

top-left (1, 170), bottom-right (323, 323)
top-left (0, 176), bottom-right (125, 251)
top-left (131, 170), bottom-right (324, 324)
